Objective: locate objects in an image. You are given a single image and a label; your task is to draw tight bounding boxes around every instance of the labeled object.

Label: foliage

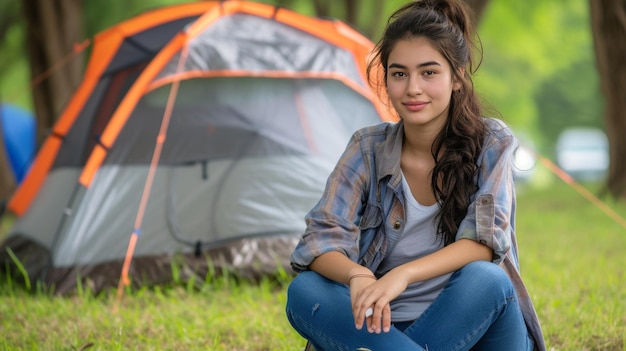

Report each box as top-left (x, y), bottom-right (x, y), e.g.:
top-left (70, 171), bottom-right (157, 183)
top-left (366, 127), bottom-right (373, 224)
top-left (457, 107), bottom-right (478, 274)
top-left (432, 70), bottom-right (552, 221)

top-left (475, 0), bottom-right (602, 154)
top-left (0, 1), bottom-right (30, 109)
top-left (83, 0), bottom-right (192, 39)
top-left (535, 59), bottom-right (604, 154)
top-left (0, 1), bottom-right (23, 75)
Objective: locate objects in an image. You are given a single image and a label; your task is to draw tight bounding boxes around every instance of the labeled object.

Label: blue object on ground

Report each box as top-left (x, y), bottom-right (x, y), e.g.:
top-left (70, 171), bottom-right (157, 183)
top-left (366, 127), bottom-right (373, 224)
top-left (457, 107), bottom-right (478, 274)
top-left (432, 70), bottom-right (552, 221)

top-left (0, 103), bottom-right (36, 183)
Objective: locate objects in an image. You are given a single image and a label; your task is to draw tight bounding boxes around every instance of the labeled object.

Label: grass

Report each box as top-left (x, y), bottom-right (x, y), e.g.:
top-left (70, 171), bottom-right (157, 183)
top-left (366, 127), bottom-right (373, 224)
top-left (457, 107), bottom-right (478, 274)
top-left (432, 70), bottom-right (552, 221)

top-left (514, 180), bottom-right (626, 350)
top-left (1, 176), bottom-right (625, 350)
top-left (0, 272), bottom-right (301, 350)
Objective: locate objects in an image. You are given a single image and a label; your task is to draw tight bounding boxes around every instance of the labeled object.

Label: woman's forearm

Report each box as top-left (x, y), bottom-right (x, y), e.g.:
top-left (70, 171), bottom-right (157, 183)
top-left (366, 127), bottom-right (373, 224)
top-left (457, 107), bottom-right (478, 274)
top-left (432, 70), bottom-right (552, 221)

top-left (309, 239), bottom-right (492, 285)
top-left (397, 238), bottom-right (493, 283)
top-left (309, 251), bottom-right (374, 285)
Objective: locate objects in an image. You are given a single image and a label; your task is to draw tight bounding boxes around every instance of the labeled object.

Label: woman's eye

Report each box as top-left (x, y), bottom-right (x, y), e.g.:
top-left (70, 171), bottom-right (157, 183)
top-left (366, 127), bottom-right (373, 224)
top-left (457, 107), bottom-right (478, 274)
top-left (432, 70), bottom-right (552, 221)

top-left (392, 72), bottom-right (406, 78)
top-left (423, 70), bottom-right (436, 76)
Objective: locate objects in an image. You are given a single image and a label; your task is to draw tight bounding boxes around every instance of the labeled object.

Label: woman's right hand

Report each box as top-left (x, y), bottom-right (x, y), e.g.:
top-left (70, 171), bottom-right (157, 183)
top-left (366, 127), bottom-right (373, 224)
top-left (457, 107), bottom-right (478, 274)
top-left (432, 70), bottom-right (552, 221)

top-left (349, 274), bottom-right (384, 332)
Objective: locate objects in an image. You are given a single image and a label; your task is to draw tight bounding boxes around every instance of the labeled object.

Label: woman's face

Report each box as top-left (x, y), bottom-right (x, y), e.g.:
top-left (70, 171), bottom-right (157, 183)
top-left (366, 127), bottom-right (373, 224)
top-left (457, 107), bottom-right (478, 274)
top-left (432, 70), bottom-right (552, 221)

top-left (386, 36), bottom-right (459, 130)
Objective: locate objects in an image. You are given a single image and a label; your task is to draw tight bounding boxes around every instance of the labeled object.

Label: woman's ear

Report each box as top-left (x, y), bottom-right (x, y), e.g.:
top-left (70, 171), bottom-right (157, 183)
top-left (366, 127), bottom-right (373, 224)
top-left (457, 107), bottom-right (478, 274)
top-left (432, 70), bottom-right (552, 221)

top-left (453, 67), bottom-right (465, 91)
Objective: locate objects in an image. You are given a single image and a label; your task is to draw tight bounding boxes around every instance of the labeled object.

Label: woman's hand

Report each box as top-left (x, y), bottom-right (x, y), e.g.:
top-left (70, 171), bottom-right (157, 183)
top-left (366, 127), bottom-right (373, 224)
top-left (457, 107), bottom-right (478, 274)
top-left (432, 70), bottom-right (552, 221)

top-left (350, 268), bottom-right (410, 334)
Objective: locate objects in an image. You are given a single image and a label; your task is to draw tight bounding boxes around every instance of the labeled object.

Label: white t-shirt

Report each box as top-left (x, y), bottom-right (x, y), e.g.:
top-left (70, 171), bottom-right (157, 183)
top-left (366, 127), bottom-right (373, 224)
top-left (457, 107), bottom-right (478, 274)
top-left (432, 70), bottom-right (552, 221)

top-left (375, 172), bottom-right (452, 322)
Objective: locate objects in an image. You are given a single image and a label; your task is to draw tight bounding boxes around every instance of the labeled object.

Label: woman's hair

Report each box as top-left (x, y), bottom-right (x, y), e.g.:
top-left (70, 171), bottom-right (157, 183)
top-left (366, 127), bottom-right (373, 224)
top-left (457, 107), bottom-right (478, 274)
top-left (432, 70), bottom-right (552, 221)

top-left (367, 0), bottom-right (487, 246)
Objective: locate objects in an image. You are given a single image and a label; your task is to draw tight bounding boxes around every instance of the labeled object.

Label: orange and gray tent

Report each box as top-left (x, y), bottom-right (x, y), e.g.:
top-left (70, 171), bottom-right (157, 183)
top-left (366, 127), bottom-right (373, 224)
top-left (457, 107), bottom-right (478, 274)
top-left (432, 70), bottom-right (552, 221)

top-left (0, 1), bottom-right (391, 293)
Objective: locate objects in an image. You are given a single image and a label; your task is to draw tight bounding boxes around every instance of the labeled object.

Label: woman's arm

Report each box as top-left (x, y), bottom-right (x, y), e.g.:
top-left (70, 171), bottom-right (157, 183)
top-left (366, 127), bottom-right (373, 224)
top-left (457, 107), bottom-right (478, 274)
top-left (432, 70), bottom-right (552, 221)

top-left (351, 239), bottom-right (492, 334)
top-left (290, 129), bottom-right (372, 272)
top-left (395, 238), bottom-right (492, 283)
top-left (309, 250), bottom-right (374, 284)
top-left (457, 119), bottom-right (518, 263)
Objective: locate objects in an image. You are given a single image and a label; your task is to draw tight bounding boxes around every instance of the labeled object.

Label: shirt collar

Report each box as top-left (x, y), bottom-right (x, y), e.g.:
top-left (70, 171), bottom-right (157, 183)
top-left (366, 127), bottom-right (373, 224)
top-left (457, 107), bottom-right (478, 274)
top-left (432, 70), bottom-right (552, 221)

top-left (375, 121), bottom-right (404, 184)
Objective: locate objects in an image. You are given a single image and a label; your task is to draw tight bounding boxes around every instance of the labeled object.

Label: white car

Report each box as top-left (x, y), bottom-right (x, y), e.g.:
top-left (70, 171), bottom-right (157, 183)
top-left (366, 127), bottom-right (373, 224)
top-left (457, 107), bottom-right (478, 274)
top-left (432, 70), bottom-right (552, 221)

top-left (555, 127), bottom-right (609, 181)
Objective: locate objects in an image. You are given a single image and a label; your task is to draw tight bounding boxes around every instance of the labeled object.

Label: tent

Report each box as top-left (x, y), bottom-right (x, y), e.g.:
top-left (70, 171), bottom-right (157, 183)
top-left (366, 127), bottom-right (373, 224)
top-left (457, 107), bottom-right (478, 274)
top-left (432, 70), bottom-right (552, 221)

top-left (0, 103), bottom-right (36, 201)
top-left (0, 1), bottom-right (391, 294)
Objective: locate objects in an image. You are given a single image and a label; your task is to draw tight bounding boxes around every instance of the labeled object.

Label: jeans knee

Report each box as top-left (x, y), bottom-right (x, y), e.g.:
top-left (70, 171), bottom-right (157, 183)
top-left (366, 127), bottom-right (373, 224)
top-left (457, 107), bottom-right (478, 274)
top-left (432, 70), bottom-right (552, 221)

top-left (287, 272), bottom-right (309, 308)
top-left (457, 261), bottom-right (514, 297)
top-left (286, 271), bottom-right (324, 312)
top-left (286, 272), bottom-right (311, 329)
top-left (288, 271), bottom-right (317, 293)
top-left (286, 271), bottom-right (341, 334)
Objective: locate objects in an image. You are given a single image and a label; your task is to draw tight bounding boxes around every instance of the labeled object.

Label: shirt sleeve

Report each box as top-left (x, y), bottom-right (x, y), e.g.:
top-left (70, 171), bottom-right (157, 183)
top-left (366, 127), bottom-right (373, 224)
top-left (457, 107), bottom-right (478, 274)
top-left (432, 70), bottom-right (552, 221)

top-left (456, 123), bottom-right (518, 264)
top-left (290, 133), bottom-right (368, 272)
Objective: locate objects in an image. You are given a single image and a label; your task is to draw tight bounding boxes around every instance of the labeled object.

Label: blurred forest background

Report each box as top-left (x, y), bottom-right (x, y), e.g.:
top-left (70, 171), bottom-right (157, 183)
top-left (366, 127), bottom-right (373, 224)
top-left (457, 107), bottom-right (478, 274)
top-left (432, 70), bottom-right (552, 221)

top-left (0, 0), bottom-right (624, 197)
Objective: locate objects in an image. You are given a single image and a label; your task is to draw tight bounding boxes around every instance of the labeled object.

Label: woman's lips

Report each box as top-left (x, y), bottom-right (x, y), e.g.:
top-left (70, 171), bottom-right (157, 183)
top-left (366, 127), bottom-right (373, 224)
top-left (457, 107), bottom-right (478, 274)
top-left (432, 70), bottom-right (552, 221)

top-left (403, 101), bottom-right (428, 112)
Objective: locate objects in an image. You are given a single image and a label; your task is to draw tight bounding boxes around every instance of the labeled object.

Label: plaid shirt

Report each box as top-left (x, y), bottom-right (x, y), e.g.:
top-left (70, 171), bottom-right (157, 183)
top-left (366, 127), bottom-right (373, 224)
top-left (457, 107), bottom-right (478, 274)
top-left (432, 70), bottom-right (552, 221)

top-left (291, 118), bottom-right (546, 350)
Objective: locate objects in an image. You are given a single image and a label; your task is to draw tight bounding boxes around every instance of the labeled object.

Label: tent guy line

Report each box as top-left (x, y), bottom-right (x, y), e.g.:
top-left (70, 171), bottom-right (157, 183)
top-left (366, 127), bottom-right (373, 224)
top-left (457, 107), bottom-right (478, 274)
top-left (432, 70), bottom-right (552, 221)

top-left (536, 154), bottom-right (626, 230)
top-left (115, 45), bottom-right (188, 310)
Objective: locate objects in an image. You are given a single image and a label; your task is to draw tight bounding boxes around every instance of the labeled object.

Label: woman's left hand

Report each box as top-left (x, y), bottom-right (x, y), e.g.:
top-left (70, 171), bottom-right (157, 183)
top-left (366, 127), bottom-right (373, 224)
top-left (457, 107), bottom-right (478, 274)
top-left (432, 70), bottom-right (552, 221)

top-left (352, 268), bottom-right (410, 334)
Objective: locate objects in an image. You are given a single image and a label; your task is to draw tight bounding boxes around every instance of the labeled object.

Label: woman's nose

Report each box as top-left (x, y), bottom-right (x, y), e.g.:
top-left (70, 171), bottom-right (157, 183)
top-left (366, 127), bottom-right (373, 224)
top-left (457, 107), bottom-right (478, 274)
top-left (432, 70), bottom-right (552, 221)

top-left (407, 76), bottom-right (422, 95)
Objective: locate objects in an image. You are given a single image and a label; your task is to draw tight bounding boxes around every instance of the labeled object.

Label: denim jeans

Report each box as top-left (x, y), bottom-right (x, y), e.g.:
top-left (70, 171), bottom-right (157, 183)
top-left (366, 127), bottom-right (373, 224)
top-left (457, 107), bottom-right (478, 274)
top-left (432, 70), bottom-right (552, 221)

top-left (286, 261), bottom-right (533, 351)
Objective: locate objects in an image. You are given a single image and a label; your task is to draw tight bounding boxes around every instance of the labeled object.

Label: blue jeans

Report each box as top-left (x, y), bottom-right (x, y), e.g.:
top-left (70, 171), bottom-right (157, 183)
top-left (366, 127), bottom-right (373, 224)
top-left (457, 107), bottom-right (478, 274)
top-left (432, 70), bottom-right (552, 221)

top-left (286, 261), bottom-right (533, 351)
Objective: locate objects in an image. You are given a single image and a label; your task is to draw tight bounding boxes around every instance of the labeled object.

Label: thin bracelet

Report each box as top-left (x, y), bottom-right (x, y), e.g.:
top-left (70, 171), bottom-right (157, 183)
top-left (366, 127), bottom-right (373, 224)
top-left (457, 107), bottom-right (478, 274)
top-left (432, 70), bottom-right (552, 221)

top-left (348, 273), bottom-right (376, 282)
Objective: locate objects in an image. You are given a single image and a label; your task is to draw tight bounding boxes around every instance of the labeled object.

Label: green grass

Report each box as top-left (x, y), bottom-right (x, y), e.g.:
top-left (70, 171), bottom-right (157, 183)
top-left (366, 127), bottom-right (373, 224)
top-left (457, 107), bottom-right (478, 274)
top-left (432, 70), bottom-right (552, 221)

top-left (1, 177), bottom-right (625, 350)
top-left (515, 180), bottom-right (626, 350)
top-left (0, 278), bottom-right (301, 350)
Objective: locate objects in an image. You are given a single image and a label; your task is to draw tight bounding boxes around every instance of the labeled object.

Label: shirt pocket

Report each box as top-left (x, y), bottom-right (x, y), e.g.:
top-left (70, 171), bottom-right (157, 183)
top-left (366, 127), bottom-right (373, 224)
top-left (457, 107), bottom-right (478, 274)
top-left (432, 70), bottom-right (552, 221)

top-left (357, 202), bottom-right (384, 266)
top-left (359, 202), bottom-right (383, 230)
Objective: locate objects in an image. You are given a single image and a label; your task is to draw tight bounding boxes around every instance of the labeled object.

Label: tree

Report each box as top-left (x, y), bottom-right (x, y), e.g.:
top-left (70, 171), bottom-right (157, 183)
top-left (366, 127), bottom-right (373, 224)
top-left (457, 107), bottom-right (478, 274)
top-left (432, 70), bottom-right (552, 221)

top-left (274, 1), bottom-right (489, 41)
top-left (22, 0), bottom-right (84, 147)
top-left (465, 0), bottom-right (490, 23)
top-left (271, 0), bottom-right (386, 39)
top-left (0, 2), bottom-right (25, 204)
top-left (589, 0), bottom-right (626, 199)
top-left (0, 127), bottom-right (15, 204)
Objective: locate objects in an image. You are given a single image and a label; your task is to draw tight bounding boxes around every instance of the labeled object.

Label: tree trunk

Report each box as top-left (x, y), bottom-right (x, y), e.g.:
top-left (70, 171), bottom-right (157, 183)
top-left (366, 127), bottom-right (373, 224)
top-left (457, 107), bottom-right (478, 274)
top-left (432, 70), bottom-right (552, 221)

top-left (311, 1), bottom-right (490, 42)
top-left (465, 0), bottom-right (490, 23)
top-left (589, 0), bottom-right (626, 199)
top-left (0, 122), bottom-right (16, 203)
top-left (312, 0), bottom-right (331, 18)
top-left (345, 0), bottom-right (358, 27)
top-left (22, 0), bottom-right (84, 147)
top-left (356, 0), bottom-right (385, 40)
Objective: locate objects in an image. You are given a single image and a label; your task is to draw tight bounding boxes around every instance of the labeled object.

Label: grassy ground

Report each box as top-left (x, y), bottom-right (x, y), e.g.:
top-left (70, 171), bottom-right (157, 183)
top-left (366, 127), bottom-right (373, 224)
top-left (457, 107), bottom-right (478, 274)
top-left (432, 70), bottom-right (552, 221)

top-left (1, 178), bottom-right (625, 350)
top-left (514, 180), bottom-right (626, 350)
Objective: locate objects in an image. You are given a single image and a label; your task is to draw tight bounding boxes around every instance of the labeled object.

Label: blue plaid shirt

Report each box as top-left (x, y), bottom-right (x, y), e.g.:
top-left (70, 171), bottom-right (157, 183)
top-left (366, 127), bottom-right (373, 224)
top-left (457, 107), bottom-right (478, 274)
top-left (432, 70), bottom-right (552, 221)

top-left (290, 117), bottom-right (545, 350)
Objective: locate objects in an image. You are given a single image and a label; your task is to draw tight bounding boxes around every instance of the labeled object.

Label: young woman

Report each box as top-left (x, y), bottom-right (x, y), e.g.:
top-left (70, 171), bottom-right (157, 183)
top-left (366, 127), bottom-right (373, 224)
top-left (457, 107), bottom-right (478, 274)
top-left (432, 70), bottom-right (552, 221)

top-left (285, 0), bottom-right (546, 350)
